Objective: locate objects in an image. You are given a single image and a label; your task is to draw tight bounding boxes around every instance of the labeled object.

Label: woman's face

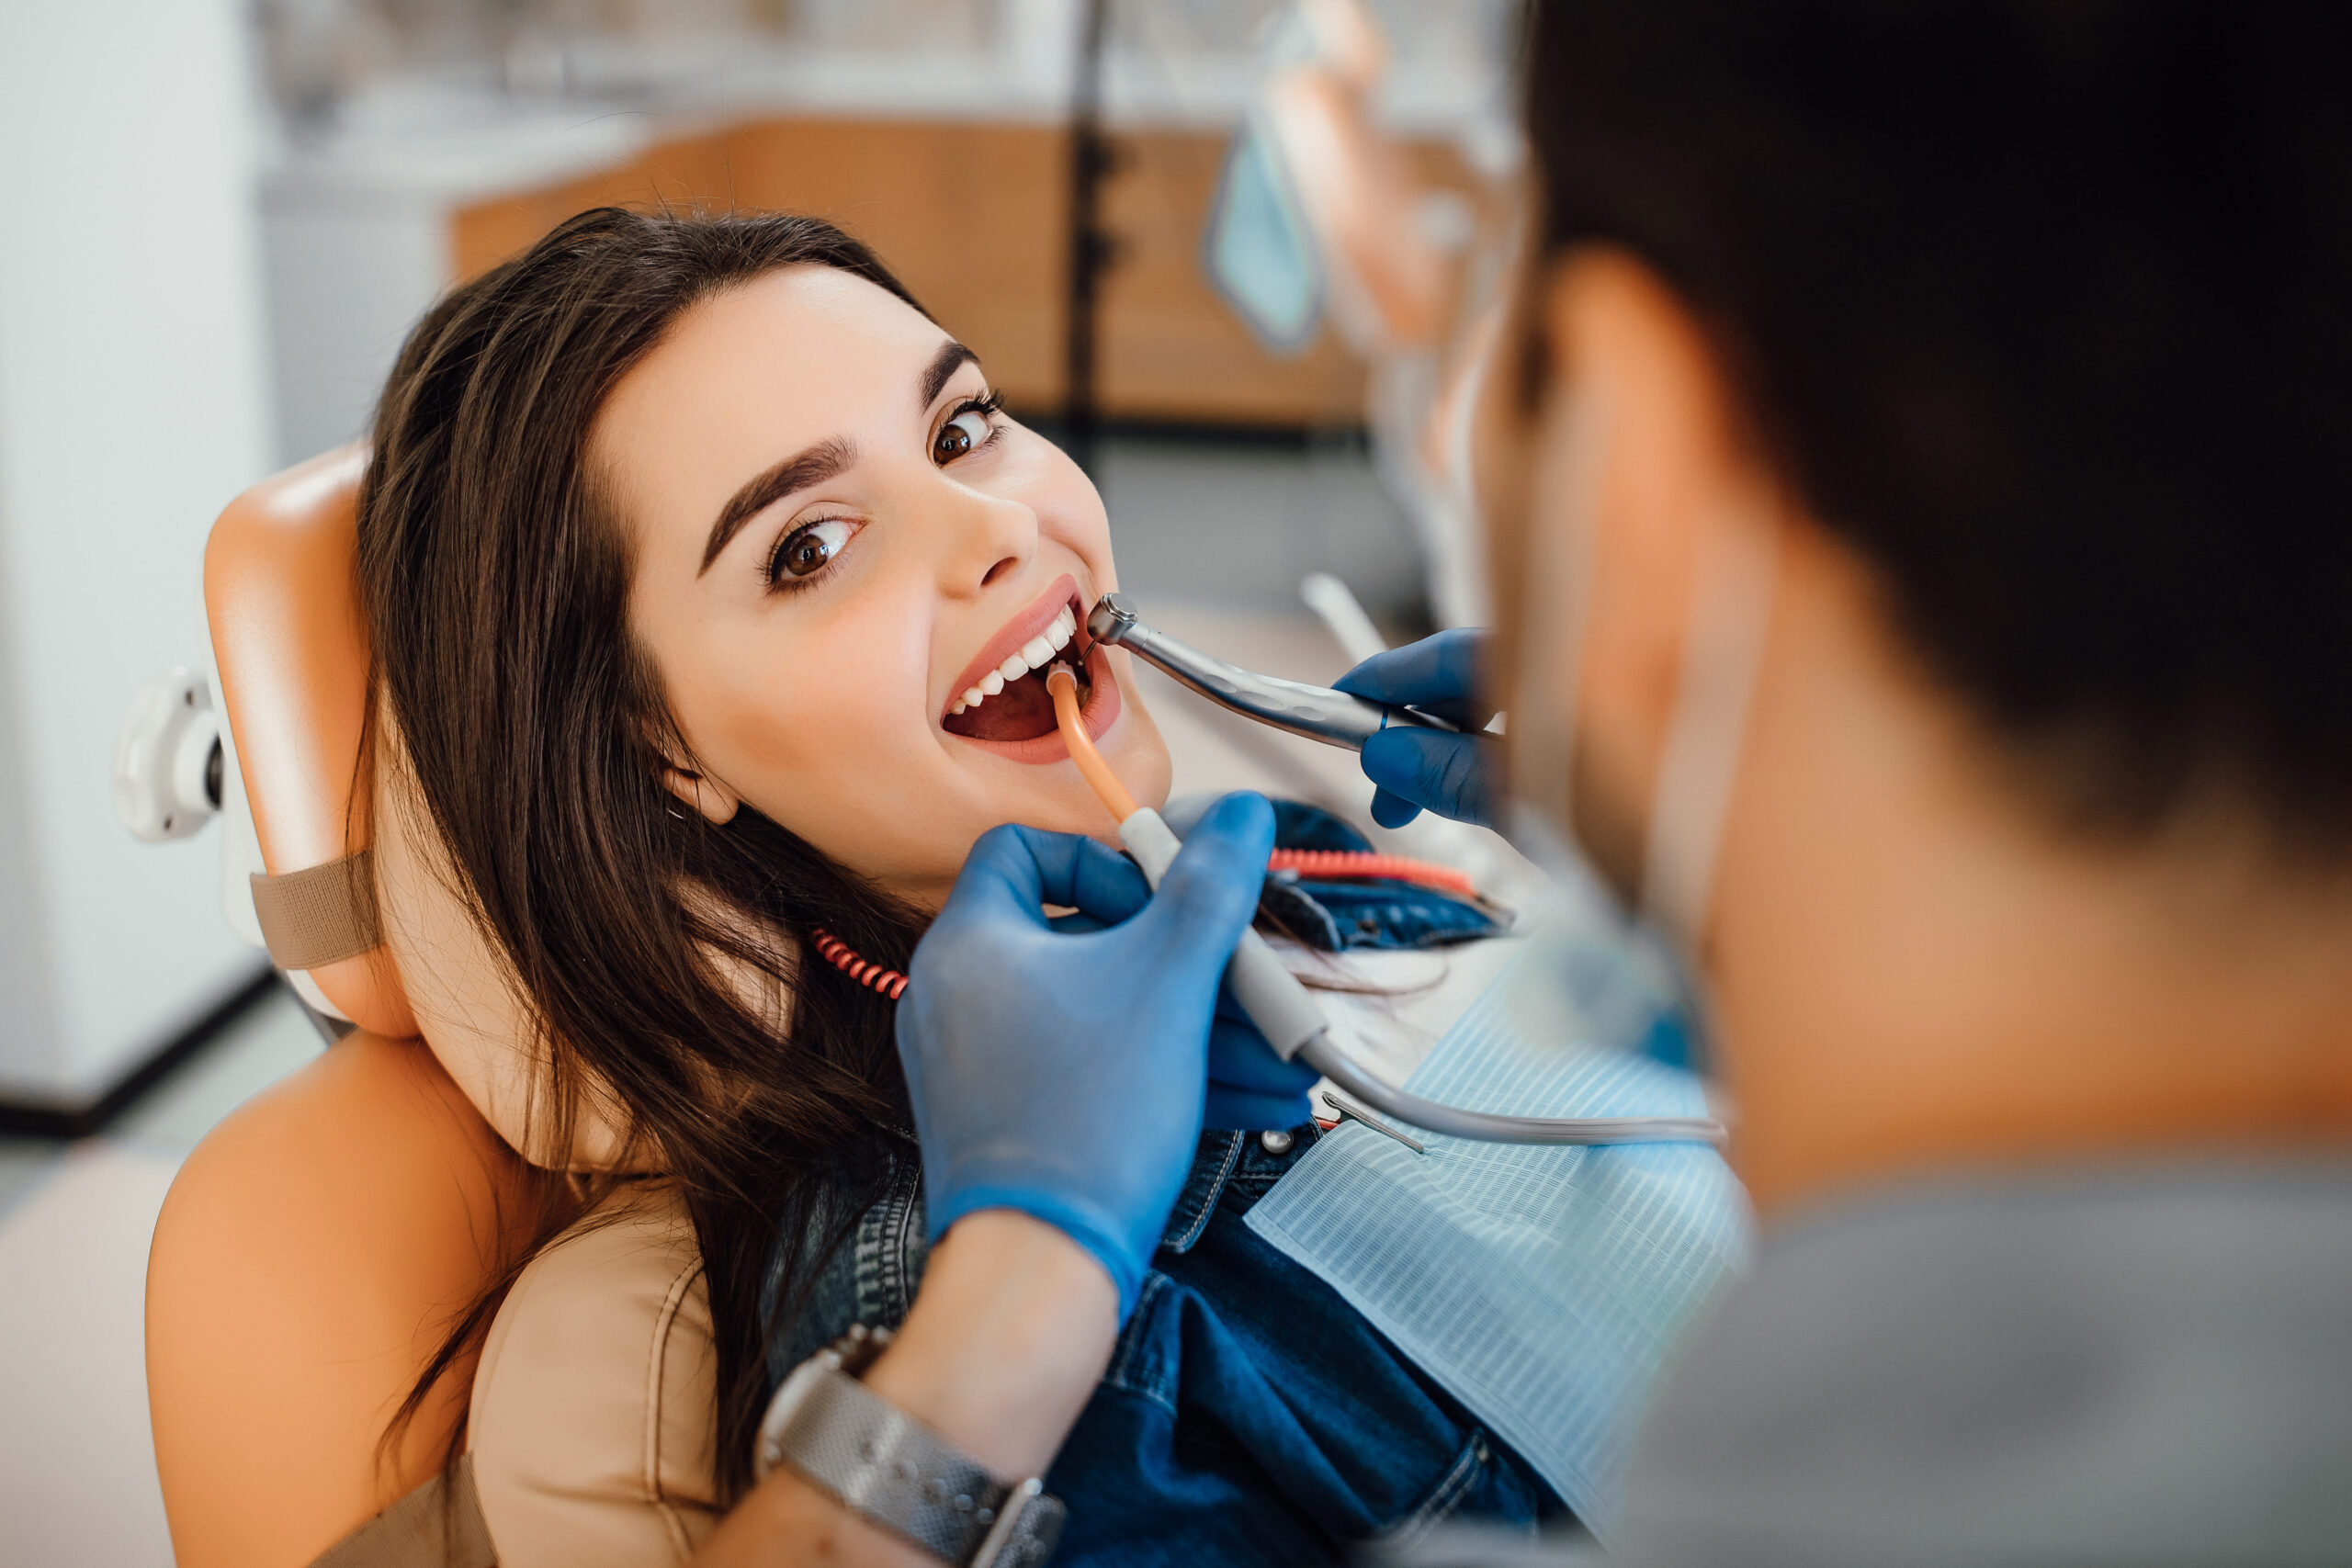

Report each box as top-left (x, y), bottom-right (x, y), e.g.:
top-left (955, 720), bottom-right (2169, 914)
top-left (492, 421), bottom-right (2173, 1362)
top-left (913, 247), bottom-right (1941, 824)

top-left (598, 265), bottom-right (1171, 908)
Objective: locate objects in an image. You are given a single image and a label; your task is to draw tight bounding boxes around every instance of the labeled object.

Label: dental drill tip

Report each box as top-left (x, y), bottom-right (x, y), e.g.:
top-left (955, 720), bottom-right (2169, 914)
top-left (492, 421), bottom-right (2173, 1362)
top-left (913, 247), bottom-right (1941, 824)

top-left (1087, 592), bottom-right (1138, 647)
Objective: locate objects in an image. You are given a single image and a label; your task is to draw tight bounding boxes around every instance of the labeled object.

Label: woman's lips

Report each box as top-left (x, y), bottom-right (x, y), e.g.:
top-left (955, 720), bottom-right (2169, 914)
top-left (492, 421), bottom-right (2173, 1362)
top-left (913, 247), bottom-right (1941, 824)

top-left (941, 573), bottom-right (1084, 719)
top-left (944, 641), bottom-right (1123, 765)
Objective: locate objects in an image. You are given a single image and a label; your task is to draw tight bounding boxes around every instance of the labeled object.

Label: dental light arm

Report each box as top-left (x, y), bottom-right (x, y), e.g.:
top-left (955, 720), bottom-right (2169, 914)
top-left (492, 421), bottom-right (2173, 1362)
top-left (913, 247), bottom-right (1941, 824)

top-left (1087, 592), bottom-right (1458, 751)
top-left (1045, 667), bottom-right (1724, 1148)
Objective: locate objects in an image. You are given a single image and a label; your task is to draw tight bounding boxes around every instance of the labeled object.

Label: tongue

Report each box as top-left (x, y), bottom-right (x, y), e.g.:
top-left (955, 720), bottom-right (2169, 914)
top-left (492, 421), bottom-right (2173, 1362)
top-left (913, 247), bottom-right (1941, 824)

top-left (944, 667), bottom-right (1066, 743)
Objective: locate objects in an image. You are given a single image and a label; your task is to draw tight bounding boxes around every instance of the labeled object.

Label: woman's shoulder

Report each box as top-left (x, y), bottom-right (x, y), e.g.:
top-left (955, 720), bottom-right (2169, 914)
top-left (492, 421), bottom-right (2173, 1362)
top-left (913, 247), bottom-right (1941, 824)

top-left (149, 1030), bottom-right (527, 1568)
top-left (468, 1179), bottom-right (720, 1568)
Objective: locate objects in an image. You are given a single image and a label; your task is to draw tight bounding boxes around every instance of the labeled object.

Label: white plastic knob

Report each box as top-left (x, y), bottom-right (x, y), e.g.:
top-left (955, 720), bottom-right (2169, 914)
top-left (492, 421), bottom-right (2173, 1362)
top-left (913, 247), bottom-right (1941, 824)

top-left (115, 667), bottom-right (221, 842)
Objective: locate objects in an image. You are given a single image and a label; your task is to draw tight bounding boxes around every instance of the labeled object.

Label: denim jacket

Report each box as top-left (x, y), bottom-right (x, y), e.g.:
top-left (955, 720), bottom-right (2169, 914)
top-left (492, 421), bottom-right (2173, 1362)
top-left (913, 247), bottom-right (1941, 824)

top-left (1227, 797), bottom-right (1501, 954)
top-left (764, 1128), bottom-right (1568, 1566)
top-left (762, 805), bottom-right (1559, 1564)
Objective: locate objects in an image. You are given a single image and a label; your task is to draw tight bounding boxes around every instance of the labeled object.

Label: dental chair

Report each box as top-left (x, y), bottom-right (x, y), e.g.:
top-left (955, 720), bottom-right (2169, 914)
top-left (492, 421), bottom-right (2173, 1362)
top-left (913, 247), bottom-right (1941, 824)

top-left (147, 450), bottom-right (724, 1568)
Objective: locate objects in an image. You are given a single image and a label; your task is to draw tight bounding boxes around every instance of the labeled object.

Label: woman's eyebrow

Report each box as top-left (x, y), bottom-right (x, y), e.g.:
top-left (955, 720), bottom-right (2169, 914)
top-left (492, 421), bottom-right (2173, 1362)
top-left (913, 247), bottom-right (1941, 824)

top-left (919, 339), bottom-right (979, 410)
top-left (699, 436), bottom-right (856, 576)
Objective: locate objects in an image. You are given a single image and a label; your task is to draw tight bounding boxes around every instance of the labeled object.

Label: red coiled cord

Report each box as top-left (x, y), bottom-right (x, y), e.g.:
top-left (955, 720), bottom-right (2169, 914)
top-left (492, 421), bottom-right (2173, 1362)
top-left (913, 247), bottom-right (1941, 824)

top-left (811, 850), bottom-right (1475, 1004)
top-left (1267, 848), bottom-right (1476, 897)
top-left (809, 928), bottom-right (909, 1000)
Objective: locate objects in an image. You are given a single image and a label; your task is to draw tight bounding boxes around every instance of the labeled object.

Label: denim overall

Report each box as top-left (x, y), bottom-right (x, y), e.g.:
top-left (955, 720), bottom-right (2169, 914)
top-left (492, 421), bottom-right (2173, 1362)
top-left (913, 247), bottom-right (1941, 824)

top-left (763, 804), bottom-right (1569, 1565)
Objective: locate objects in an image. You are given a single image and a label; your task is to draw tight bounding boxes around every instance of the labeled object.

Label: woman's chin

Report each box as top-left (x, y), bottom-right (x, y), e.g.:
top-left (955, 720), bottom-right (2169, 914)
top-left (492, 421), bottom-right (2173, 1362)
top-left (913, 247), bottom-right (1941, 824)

top-left (1010, 739), bottom-right (1171, 845)
top-left (1091, 694), bottom-right (1171, 815)
top-left (1125, 718), bottom-right (1173, 809)
top-left (1007, 772), bottom-right (1143, 840)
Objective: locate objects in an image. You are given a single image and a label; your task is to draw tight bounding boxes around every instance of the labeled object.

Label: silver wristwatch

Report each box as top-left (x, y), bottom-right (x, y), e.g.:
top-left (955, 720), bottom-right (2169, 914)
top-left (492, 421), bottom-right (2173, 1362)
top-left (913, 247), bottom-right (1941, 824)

top-left (753, 1324), bottom-right (1066, 1567)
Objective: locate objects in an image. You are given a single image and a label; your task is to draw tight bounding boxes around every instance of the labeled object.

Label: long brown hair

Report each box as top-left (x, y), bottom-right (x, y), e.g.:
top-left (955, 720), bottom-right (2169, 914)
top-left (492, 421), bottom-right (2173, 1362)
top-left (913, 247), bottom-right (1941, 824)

top-left (359, 207), bottom-right (932, 1496)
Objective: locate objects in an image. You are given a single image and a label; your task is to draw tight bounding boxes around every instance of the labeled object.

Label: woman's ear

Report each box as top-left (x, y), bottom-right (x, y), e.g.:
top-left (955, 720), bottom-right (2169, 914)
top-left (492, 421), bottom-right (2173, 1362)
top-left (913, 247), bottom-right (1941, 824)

top-left (659, 761), bottom-right (741, 826)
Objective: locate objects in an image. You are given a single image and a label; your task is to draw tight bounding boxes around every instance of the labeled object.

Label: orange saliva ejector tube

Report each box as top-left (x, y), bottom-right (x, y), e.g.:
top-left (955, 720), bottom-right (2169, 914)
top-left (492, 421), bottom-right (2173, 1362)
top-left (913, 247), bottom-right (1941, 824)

top-left (1046, 665), bottom-right (1137, 821)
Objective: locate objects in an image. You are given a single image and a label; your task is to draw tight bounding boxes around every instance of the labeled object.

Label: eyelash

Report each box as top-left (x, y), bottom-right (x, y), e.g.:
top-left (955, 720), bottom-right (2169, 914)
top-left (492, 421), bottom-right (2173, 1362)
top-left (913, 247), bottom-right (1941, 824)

top-left (945, 389), bottom-right (1007, 455)
top-left (763, 515), bottom-right (854, 592)
top-left (759, 389), bottom-right (1005, 592)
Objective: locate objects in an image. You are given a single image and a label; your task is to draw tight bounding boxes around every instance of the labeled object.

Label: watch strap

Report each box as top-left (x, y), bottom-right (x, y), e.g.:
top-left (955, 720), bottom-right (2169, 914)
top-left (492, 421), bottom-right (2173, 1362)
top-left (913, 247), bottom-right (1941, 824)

top-left (755, 1331), bottom-right (1065, 1566)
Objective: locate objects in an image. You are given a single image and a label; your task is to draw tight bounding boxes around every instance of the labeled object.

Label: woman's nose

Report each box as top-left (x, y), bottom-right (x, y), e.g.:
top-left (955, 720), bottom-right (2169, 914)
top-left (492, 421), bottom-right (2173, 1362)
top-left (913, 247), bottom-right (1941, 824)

top-left (941, 485), bottom-right (1037, 596)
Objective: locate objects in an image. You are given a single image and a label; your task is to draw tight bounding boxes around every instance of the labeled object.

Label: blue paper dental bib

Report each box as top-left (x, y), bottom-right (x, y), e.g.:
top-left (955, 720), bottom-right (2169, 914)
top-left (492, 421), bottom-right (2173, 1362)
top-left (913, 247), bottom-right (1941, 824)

top-left (1246, 952), bottom-right (1752, 1533)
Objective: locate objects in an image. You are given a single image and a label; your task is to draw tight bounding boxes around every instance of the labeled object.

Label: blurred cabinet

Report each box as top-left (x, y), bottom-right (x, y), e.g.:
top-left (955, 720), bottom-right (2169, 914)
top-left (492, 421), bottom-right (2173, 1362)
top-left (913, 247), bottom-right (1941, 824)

top-left (447, 114), bottom-right (1391, 427)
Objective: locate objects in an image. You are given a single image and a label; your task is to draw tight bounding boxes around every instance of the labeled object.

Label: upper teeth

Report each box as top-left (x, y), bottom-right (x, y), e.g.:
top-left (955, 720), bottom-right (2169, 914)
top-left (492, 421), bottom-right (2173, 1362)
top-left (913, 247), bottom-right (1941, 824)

top-left (951, 606), bottom-right (1079, 715)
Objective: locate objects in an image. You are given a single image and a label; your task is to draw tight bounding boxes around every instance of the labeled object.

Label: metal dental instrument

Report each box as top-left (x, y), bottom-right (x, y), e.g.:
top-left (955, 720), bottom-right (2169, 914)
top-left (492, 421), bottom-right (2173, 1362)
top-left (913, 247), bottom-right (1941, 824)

top-left (1051, 637), bottom-right (1728, 1150)
top-left (1320, 1090), bottom-right (1427, 1155)
top-left (1087, 592), bottom-right (1458, 751)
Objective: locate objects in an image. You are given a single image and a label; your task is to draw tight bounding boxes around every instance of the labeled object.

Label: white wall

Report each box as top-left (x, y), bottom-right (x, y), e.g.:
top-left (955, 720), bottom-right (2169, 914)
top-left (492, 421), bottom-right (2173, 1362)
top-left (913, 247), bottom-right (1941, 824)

top-left (0, 0), bottom-right (275, 1106)
top-left (263, 193), bottom-right (448, 462)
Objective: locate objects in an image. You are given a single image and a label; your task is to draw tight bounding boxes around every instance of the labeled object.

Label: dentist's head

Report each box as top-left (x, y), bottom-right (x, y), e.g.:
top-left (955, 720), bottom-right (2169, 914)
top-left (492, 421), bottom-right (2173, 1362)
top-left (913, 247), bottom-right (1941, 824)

top-left (1480, 0), bottom-right (2352, 1214)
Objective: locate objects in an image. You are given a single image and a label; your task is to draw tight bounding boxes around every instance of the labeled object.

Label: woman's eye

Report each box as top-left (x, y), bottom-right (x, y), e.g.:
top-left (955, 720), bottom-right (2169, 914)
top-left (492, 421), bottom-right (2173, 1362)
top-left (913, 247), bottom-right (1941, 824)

top-left (933, 407), bottom-right (991, 465)
top-left (770, 518), bottom-right (854, 583)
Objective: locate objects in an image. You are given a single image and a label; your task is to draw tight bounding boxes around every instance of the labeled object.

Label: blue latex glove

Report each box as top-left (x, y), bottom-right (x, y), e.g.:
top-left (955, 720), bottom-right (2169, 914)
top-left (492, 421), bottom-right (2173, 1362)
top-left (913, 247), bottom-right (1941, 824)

top-left (1046, 879), bottom-right (1322, 1133)
top-left (898, 793), bottom-right (1277, 1317)
top-left (1204, 986), bottom-right (1324, 1131)
top-left (1332, 628), bottom-right (1498, 829)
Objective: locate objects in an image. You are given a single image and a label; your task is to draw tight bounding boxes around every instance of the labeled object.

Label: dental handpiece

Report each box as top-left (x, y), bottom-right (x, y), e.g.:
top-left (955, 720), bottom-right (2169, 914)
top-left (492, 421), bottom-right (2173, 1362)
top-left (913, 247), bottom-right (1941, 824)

top-left (1087, 592), bottom-right (1457, 750)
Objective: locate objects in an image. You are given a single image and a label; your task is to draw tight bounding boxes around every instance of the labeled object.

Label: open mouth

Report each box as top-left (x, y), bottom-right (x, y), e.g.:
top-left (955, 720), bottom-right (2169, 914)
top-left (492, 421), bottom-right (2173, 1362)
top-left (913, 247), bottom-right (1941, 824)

top-left (940, 578), bottom-right (1118, 755)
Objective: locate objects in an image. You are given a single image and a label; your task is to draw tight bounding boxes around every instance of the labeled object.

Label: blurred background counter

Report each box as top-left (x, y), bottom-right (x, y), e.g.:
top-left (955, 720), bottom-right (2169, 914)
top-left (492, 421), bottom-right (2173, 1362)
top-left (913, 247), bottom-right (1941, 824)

top-left (263, 0), bottom-right (1510, 456)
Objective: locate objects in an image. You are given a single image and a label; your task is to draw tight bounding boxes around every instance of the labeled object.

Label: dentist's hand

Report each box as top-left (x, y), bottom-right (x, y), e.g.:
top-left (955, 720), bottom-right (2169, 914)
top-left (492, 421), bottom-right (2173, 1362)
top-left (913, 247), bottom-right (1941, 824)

top-left (1044, 876), bottom-right (1321, 1133)
top-left (898, 793), bottom-right (1278, 1319)
top-left (1204, 987), bottom-right (1324, 1130)
top-left (1334, 628), bottom-right (1499, 829)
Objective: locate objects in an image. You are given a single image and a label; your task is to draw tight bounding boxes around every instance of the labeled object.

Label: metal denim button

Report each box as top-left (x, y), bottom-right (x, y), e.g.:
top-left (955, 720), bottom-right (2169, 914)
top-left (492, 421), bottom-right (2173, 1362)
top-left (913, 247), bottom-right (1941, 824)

top-left (1260, 1129), bottom-right (1295, 1156)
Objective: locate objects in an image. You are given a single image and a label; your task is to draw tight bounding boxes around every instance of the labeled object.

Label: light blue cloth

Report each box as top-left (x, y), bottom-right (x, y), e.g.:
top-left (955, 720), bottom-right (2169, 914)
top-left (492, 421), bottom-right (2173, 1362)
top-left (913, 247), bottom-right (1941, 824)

top-left (1202, 111), bottom-right (1325, 355)
top-left (1245, 947), bottom-right (1751, 1534)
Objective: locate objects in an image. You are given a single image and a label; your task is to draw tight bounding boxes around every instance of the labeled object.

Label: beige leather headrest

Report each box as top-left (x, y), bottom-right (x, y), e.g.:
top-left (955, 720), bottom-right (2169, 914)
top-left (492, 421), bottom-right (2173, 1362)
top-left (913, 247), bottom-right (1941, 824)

top-left (205, 448), bottom-right (644, 1172)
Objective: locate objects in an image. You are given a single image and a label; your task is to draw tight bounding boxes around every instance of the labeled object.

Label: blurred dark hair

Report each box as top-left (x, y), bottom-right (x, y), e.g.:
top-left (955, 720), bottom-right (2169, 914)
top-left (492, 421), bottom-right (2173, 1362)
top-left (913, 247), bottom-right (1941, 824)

top-left (359, 207), bottom-right (930, 1497)
top-left (1524, 0), bottom-right (2352, 852)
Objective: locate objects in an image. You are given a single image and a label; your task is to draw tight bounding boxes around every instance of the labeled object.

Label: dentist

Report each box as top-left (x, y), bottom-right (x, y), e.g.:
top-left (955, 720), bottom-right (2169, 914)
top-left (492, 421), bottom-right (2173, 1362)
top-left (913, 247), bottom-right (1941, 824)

top-left (704, 2), bottom-right (2352, 1563)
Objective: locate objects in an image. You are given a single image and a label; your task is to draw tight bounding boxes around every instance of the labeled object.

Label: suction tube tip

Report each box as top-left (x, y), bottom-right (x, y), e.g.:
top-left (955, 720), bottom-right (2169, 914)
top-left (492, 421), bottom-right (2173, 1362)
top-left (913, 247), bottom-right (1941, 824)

top-left (1087, 593), bottom-right (1138, 647)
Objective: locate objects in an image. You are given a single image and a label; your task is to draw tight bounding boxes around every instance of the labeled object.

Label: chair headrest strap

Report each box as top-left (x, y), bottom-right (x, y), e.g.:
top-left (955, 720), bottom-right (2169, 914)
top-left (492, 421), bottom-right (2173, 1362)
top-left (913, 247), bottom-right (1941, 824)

top-left (251, 851), bottom-right (382, 973)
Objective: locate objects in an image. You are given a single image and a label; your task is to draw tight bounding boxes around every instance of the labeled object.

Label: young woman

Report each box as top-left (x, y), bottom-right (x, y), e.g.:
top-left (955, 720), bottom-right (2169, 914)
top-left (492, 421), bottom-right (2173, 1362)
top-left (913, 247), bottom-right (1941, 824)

top-left (356, 206), bottom-right (1555, 1565)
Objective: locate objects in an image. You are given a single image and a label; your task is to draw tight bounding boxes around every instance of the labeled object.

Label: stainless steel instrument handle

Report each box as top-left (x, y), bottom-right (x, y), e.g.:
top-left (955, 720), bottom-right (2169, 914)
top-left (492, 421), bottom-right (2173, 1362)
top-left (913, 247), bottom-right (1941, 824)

top-left (1087, 592), bottom-right (1458, 751)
